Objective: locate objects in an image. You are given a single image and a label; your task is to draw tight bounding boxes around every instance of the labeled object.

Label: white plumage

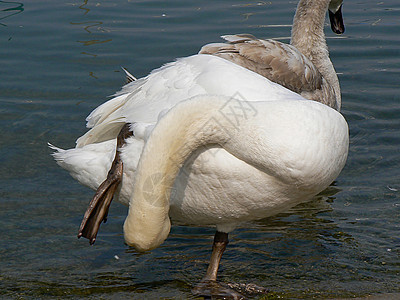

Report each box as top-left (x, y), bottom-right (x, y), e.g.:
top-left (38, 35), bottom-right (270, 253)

top-left (50, 0), bottom-right (348, 292)
top-left (51, 54), bottom-right (348, 247)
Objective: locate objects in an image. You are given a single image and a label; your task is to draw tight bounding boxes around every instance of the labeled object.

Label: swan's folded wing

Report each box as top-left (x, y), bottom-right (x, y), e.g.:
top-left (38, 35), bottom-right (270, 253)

top-left (200, 34), bottom-right (327, 99)
top-left (76, 54), bottom-right (305, 147)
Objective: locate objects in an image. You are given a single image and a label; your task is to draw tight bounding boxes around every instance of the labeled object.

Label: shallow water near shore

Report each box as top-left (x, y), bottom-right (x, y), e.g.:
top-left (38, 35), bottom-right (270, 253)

top-left (1, 0), bottom-right (399, 298)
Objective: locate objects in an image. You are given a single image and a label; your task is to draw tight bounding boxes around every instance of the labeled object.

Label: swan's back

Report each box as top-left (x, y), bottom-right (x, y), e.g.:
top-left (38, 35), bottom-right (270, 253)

top-left (76, 54), bottom-right (305, 147)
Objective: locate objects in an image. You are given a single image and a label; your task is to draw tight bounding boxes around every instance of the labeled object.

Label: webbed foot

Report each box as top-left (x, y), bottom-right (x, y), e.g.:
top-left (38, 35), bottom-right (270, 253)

top-left (78, 124), bottom-right (133, 244)
top-left (192, 280), bottom-right (246, 299)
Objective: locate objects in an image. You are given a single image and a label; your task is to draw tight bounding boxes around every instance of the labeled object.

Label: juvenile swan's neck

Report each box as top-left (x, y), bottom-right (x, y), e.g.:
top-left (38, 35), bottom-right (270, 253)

top-left (291, 0), bottom-right (341, 109)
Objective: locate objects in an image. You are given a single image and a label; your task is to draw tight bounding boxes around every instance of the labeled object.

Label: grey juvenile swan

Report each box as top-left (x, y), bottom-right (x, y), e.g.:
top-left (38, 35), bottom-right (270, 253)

top-left (201, 0), bottom-right (345, 110)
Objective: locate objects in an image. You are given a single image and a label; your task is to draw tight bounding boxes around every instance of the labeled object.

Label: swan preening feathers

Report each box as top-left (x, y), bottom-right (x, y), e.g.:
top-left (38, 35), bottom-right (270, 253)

top-left (51, 0), bottom-right (348, 294)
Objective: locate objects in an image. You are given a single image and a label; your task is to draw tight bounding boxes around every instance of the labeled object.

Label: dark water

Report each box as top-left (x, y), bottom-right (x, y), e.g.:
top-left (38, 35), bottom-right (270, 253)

top-left (1, 0), bottom-right (399, 298)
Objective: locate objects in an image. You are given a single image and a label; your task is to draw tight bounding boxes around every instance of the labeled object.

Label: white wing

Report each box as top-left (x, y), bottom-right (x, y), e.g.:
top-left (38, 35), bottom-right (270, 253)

top-left (76, 54), bottom-right (304, 147)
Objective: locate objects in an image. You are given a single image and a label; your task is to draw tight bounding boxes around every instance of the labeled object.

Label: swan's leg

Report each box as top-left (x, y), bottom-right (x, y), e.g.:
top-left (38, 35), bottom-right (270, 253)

top-left (193, 231), bottom-right (247, 299)
top-left (204, 231), bottom-right (229, 281)
top-left (193, 231), bottom-right (267, 298)
top-left (78, 124), bottom-right (133, 244)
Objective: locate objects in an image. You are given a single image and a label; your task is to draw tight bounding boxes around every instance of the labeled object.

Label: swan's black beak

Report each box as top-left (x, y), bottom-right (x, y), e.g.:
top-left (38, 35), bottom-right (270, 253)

top-left (329, 4), bottom-right (345, 34)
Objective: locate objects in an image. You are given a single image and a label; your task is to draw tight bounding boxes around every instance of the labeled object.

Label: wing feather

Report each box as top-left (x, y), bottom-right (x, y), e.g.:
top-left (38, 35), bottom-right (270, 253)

top-left (200, 34), bottom-right (336, 107)
top-left (76, 54), bottom-right (305, 147)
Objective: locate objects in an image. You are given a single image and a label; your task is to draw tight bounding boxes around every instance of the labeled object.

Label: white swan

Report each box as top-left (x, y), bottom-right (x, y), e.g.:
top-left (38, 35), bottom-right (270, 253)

top-left (50, 0), bottom-right (348, 294)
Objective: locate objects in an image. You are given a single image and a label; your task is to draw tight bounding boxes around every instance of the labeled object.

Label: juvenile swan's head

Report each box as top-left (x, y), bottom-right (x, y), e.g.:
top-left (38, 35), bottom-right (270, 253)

top-left (328, 0), bottom-right (345, 34)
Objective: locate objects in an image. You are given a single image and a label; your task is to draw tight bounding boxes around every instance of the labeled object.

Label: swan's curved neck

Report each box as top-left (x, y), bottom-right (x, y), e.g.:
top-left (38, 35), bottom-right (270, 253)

top-left (123, 95), bottom-right (294, 251)
top-left (291, 0), bottom-right (341, 109)
top-left (123, 95), bottom-right (347, 251)
top-left (123, 96), bottom-right (233, 251)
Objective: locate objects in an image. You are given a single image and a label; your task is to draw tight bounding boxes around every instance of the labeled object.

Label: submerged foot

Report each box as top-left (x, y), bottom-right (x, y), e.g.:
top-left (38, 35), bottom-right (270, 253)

top-left (78, 124), bottom-right (133, 244)
top-left (192, 280), bottom-right (246, 300)
top-left (226, 283), bottom-right (270, 297)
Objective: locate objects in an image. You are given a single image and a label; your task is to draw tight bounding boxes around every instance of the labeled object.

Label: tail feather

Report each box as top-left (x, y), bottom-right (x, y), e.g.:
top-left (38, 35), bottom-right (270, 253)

top-left (48, 141), bottom-right (116, 190)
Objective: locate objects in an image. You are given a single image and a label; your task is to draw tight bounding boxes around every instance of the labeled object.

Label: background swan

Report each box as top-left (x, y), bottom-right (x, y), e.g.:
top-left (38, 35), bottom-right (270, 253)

top-left (200, 0), bottom-right (344, 110)
top-left (50, 0), bottom-right (348, 295)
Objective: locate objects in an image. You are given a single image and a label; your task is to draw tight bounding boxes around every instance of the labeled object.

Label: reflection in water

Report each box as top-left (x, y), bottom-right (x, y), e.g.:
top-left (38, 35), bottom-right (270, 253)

top-left (76, 37), bottom-right (112, 46)
top-left (70, 20), bottom-right (104, 34)
top-left (0, 0), bottom-right (24, 27)
top-left (70, 0), bottom-right (113, 76)
top-left (89, 71), bottom-right (97, 79)
top-left (79, 0), bottom-right (89, 15)
top-left (77, 39), bottom-right (112, 46)
top-left (251, 185), bottom-right (354, 248)
top-left (70, 20), bottom-right (112, 46)
top-left (81, 51), bottom-right (97, 57)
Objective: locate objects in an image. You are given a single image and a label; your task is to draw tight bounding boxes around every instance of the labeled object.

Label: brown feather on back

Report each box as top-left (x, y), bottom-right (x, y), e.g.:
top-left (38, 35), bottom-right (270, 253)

top-left (199, 35), bottom-right (336, 108)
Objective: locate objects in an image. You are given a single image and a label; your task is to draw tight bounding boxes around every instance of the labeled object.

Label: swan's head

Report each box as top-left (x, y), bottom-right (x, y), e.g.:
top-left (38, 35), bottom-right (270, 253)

top-left (328, 0), bottom-right (345, 34)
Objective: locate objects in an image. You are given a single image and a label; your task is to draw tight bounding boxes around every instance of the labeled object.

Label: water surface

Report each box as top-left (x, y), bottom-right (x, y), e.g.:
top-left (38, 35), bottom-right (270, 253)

top-left (1, 0), bottom-right (399, 298)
